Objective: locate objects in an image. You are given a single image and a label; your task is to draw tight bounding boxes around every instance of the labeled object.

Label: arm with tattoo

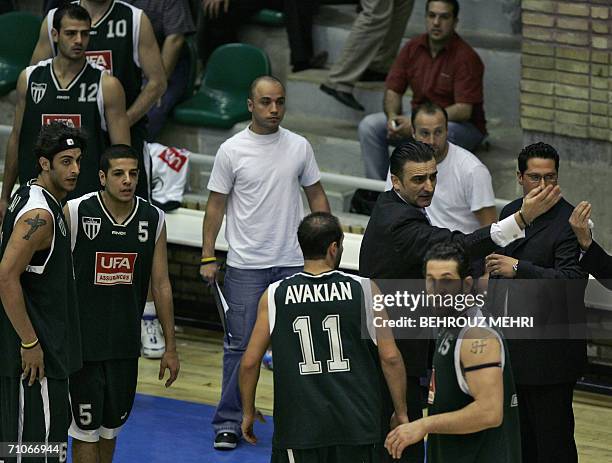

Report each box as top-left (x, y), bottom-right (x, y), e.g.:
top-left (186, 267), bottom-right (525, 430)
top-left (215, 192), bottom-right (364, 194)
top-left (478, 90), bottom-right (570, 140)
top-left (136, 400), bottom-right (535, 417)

top-left (0, 209), bottom-right (53, 384)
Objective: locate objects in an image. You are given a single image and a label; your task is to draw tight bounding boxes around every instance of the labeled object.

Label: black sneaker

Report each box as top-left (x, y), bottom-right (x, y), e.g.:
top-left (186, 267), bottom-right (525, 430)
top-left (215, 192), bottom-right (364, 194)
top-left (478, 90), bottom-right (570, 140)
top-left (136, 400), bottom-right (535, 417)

top-left (214, 432), bottom-right (238, 450)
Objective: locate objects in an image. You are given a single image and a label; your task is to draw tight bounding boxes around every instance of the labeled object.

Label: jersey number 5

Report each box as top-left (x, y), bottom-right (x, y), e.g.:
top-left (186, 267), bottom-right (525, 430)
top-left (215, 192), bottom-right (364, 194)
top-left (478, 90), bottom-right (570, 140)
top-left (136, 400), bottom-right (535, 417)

top-left (292, 315), bottom-right (351, 375)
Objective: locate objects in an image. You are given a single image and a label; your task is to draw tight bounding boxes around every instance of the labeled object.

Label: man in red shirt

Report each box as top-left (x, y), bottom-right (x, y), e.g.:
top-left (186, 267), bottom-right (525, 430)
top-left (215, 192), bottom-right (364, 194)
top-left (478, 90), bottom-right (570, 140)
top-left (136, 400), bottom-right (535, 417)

top-left (358, 0), bottom-right (487, 180)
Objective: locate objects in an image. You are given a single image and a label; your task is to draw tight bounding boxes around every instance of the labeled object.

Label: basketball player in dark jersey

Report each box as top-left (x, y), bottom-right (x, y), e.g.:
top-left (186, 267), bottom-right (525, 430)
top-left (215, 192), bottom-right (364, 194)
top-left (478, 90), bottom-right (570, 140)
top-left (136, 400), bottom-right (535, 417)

top-left (0, 122), bottom-right (85, 463)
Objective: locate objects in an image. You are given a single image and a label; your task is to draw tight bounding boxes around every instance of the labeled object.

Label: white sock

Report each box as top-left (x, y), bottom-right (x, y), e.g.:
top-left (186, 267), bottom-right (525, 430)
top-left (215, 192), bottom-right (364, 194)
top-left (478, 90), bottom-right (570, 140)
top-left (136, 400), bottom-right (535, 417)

top-left (143, 301), bottom-right (156, 318)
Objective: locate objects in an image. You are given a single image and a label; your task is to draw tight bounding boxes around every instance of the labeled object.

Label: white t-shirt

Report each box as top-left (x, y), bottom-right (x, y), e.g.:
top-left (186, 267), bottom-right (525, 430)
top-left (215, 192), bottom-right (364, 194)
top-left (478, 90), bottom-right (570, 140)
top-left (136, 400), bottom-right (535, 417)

top-left (207, 126), bottom-right (321, 269)
top-left (384, 142), bottom-right (495, 233)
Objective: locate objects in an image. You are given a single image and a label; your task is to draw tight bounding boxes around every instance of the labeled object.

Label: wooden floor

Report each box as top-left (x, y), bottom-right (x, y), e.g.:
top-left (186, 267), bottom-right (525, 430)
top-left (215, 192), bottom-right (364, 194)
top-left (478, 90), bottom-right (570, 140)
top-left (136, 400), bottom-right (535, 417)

top-left (137, 329), bottom-right (612, 462)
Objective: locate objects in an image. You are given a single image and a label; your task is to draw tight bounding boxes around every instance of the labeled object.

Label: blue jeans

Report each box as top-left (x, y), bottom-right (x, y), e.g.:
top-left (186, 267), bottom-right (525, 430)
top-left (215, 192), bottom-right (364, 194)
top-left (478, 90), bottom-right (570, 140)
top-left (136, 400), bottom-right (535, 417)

top-left (211, 265), bottom-right (303, 437)
top-left (358, 111), bottom-right (486, 179)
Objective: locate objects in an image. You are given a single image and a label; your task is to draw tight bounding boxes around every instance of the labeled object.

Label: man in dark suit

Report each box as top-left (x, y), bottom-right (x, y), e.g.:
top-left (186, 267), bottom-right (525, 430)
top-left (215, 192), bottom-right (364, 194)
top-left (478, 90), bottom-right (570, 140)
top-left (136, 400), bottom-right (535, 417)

top-left (569, 201), bottom-right (612, 290)
top-left (359, 140), bottom-right (561, 462)
top-left (485, 142), bottom-right (587, 463)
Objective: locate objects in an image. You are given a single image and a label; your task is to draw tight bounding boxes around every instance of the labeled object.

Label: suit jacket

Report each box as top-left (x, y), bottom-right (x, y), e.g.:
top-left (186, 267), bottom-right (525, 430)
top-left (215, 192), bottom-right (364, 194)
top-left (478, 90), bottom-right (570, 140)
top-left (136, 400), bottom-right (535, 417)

top-left (359, 190), bottom-right (504, 376)
top-left (581, 241), bottom-right (612, 290)
top-left (487, 197), bottom-right (588, 385)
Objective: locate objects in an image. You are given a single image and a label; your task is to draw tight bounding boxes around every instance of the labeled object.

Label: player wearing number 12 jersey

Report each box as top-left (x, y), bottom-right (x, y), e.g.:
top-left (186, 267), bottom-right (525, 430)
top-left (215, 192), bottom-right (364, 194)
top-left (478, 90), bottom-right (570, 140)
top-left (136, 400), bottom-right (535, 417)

top-left (240, 212), bottom-right (408, 463)
top-left (32, 0), bottom-right (168, 199)
top-left (64, 145), bottom-right (179, 463)
top-left (0, 5), bottom-right (129, 217)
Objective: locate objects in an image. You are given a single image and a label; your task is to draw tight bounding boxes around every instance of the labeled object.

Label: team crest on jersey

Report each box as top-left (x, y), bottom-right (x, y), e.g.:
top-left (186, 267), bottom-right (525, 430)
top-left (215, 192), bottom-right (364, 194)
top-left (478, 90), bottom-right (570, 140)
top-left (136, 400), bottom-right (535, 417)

top-left (31, 82), bottom-right (47, 104)
top-left (82, 217), bottom-right (101, 240)
top-left (42, 114), bottom-right (82, 128)
top-left (57, 213), bottom-right (67, 237)
top-left (86, 50), bottom-right (113, 74)
top-left (95, 252), bottom-right (137, 285)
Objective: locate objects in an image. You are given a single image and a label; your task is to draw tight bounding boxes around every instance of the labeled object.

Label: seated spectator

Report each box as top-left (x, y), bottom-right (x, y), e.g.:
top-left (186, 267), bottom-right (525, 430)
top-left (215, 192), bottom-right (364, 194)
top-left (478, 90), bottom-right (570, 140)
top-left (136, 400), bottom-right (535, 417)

top-left (384, 102), bottom-right (496, 234)
top-left (198, 0), bottom-right (327, 72)
top-left (126, 0), bottom-right (196, 140)
top-left (319, 0), bottom-right (415, 111)
top-left (359, 0), bottom-right (486, 180)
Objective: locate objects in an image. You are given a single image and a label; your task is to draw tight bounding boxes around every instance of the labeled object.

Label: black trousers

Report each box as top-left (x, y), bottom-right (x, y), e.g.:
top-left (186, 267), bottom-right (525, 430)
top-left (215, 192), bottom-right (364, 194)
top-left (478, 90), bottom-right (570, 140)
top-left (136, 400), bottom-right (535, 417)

top-left (197, 0), bottom-right (317, 67)
top-left (516, 382), bottom-right (578, 463)
top-left (379, 375), bottom-right (425, 463)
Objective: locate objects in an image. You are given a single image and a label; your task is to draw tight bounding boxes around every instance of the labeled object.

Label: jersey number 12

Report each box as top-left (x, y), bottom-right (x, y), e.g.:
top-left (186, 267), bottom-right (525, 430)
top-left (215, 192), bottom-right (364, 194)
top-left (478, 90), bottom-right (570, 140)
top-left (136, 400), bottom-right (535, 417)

top-left (293, 315), bottom-right (350, 375)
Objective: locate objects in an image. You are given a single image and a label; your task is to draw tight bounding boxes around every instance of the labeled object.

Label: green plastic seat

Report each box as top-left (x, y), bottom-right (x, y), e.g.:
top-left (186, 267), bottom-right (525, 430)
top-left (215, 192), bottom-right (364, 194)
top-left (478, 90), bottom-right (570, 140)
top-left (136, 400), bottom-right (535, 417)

top-left (172, 43), bottom-right (271, 129)
top-left (0, 12), bottom-right (41, 96)
top-left (250, 8), bottom-right (285, 26)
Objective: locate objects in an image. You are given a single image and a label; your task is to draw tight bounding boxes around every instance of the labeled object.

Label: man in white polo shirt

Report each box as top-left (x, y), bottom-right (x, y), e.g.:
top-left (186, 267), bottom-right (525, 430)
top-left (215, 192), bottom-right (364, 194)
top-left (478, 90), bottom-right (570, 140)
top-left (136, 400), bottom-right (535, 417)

top-left (386, 102), bottom-right (497, 235)
top-left (200, 75), bottom-right (330, 450)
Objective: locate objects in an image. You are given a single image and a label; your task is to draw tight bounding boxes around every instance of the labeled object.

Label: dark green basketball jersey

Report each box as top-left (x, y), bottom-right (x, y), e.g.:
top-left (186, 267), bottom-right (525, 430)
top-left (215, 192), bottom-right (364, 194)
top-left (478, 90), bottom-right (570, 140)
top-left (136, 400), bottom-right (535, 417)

top-left (48, 1), bottom-right (143, 114)
top-left (269, 270), bottom-right (382, 449)
top-left (0, 182), bottom-right (82, 379)
top-left (48, 1), bottom-right (151, 198)
top-left (67, 192), bottom-right (164, 361)
top-left (19, 59), bottom-right (109, 198)
top-left (427, 319), bottom-right (521, 463)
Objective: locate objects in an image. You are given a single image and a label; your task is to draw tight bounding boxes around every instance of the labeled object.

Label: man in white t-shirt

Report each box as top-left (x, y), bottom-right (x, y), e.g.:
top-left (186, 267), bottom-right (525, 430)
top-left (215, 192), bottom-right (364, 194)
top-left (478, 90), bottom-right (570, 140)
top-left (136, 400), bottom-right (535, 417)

top-left (385, 102), bottom-right (497, 234)
top-left (200, 75), bottom-right (330, 450)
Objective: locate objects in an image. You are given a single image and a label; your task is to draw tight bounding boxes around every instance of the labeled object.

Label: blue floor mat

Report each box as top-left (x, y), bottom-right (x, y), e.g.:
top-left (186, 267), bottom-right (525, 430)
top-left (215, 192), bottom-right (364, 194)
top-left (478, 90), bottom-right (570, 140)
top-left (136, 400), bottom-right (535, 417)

top-left (68, 393), bottom-right (273, 463)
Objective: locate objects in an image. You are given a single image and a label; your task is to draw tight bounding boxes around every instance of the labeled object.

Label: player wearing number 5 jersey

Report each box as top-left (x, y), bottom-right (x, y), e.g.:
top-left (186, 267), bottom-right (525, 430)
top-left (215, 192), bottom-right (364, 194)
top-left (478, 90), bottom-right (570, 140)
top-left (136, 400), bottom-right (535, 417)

top-left (64, 145), bottom-right (179, 463)
top-left (240, 212), bottom-right (408, 463)
top-left (0, 5), bottom-right (130, 219)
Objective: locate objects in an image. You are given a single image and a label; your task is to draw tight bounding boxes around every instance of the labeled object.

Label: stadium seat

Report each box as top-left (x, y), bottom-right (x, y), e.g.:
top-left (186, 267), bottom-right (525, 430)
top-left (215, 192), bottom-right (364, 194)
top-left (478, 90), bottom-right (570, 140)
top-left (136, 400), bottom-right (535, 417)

top-left (172, 44), bottom-right (271, 129)
top-left (250, 8), bottom-right (284, 26)
top-left (0, 12), bottom-right (41, 96)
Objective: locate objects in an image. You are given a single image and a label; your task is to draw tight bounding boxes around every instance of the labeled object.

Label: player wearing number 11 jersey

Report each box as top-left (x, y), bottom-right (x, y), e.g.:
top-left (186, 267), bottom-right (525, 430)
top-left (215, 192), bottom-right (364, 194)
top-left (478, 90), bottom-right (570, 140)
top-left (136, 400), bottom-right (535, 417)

top-left (64, 145), bottom-right (179, 463)
top-left (240, 212), bottom-right (408, 463)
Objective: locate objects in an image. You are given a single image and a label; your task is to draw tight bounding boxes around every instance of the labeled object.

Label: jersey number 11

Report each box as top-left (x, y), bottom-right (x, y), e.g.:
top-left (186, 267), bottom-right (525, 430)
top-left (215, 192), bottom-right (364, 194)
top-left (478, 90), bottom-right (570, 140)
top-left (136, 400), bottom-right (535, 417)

top-left (293, 315), bottom-right (351, 375)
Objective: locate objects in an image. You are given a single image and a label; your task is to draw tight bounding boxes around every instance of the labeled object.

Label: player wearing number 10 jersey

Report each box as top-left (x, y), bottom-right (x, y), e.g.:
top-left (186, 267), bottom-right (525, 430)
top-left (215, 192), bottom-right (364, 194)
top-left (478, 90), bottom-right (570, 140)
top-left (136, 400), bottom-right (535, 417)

top-left (240, 212), bottom-right (408, 463)
top-left (64, 145), bottom-right (179, 463)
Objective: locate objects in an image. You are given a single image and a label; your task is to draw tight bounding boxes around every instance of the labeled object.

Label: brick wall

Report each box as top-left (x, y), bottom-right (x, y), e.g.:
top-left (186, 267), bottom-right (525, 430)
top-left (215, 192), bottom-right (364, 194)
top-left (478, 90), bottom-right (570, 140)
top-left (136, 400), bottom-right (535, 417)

top-left (167, 243), bottom-right (224, 329)
top-left (521, 1), bottom-right (612, 142)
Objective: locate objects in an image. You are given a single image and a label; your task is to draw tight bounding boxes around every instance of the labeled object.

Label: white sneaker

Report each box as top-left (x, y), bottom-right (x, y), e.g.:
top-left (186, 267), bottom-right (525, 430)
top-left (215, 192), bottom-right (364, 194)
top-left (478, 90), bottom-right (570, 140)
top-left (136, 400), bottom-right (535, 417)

top-left (141, 318), bottom-right (165, 359)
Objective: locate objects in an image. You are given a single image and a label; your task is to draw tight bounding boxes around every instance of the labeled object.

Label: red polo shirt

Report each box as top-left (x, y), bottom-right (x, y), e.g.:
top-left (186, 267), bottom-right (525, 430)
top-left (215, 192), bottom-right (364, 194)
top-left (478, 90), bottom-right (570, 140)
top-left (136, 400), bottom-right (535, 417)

top-left (386, 33), bottom-right (486, 135)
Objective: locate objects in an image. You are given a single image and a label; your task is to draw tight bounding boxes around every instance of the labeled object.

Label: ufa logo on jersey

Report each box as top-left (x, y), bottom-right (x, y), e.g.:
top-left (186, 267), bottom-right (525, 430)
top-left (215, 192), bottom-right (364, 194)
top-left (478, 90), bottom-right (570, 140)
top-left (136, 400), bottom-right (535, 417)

top-left (428, 368), bottom-right (436, 405)
top-left (86, 50), bottom-right (113, 74)
top-left (31, 82), bottom-right (47, 104)
top-left (95, 252), bottom-right (138, 285)
top-left (82, 217), bottom-right (101, 240)
top-left (159, 147), bottom-right (188, 173)
top-left (42, 114), bottom-right (82, 128)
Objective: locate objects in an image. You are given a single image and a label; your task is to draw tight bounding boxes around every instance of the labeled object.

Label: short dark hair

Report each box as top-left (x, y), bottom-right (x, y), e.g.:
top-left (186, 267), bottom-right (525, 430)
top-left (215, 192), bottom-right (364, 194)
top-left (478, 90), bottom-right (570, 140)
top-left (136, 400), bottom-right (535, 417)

top-left (99, 144), bottom-right (139, 174)
top-left (34, 122), bottom-right (86, 173)
top-left (426, 0), bottom-right (460, 18)
top-left (411, 101), bottom-right (449, 129)
top-left (517, 142), bottom-right (559, 174)
top-left (389, 141), bottom-right (435, 181)
top-left (423, 242), bottom-right (470, 279)
top-left (298, 212), bottom-right (343, 260)
top-left (248, 75), bottom-right (285, 100)
top-left (53, 4), bottom-right (91, 32)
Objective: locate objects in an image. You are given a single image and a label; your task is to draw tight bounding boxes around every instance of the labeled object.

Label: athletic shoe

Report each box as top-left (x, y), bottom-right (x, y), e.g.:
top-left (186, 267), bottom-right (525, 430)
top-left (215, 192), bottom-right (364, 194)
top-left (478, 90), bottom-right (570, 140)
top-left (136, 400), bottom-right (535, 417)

top-left (262, 349), bottom-right (273, 370)
top-left (141, 317), bottom-right (165, 359)
top-left (214, 432), bottom-right (238, 450)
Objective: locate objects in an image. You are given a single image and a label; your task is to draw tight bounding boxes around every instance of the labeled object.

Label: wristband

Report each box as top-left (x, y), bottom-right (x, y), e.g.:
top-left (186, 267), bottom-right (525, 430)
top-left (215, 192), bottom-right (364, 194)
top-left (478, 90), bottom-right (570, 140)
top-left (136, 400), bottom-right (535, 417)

top-left (518, 209), bottom-right (531, 227)
top-left (200, 257), bottom-right (217, 265)
top-left (21, 338), bottom-right (39, 349)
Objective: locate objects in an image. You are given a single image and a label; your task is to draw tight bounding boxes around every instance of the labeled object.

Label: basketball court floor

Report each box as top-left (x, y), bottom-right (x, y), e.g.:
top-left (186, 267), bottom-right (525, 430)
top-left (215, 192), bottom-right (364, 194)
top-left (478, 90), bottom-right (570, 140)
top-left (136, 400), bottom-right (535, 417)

top-left (77, 329), bottom-right (612, 462)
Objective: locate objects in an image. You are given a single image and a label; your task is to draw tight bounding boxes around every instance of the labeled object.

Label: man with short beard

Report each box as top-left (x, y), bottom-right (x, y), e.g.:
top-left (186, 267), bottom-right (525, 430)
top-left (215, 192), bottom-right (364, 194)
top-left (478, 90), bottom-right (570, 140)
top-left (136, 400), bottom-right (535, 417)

top-left (0, 122), bottom-right (85, 463)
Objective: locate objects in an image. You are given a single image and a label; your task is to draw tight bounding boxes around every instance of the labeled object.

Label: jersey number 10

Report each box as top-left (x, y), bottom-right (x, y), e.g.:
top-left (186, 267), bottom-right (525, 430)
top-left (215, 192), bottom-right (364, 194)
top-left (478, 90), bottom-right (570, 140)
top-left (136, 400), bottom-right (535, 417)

top-left (293, 315), bottom-right (351, 375)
